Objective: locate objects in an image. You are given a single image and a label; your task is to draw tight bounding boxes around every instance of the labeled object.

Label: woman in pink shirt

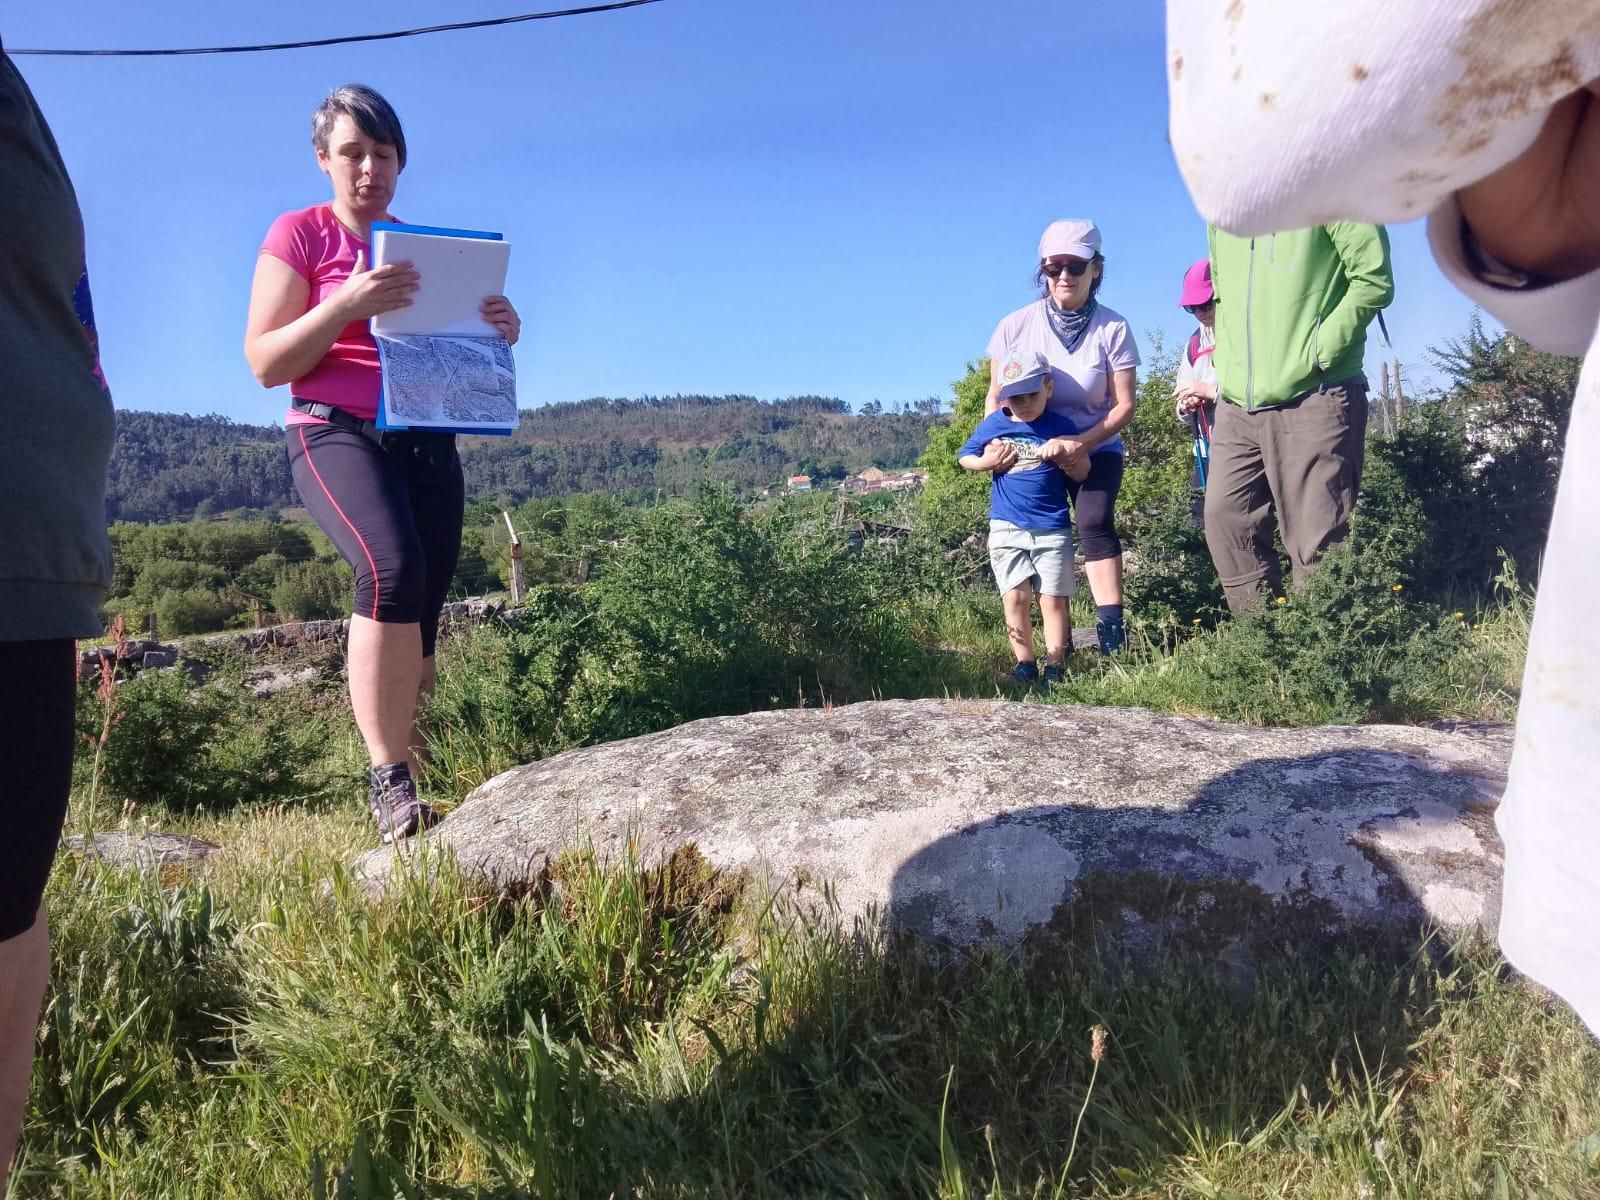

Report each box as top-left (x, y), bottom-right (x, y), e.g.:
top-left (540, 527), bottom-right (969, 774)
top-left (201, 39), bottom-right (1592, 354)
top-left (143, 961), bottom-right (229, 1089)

top-left (244, 84), bottom-right (520, 843)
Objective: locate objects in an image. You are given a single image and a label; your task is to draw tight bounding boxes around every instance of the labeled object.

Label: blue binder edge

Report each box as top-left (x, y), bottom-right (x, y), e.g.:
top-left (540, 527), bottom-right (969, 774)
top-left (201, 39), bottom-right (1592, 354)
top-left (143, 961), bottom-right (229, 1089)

top-left (371, 222), bottom-right (515, 437)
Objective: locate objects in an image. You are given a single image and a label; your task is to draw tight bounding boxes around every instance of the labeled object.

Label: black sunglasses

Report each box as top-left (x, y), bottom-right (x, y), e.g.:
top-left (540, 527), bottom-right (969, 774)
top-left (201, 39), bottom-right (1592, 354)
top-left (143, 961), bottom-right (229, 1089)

top-left (1184, 299), bottom-right (1216, 315)
top-left (1041, 259), bottom-right (1093, 279)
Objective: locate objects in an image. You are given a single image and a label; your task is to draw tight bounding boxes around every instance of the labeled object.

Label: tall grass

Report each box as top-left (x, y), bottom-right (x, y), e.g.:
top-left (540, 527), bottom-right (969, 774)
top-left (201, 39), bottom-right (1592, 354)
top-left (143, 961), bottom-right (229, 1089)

top-left (18, 832), bottom-right (1600, 1198)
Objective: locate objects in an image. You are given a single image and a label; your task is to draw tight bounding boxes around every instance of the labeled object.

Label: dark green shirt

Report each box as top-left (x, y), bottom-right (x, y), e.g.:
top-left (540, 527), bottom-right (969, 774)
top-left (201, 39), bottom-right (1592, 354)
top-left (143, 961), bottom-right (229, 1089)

top-left (0, 47), bottom-right (113, 640)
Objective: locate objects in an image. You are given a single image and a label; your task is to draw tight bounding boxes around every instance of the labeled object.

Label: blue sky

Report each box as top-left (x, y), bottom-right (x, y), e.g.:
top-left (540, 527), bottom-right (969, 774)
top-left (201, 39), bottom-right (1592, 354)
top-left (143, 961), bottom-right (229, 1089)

top-left (13, 0), bottom-right (1485, 427)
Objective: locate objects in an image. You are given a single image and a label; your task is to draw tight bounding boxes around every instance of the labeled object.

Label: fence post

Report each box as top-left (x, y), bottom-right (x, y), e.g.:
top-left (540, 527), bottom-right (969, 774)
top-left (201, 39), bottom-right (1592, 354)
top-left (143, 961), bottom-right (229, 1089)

top-left (1379, 361), bottom-right (1393, 436)
top-left (502, 511), bottom-right (525, 604)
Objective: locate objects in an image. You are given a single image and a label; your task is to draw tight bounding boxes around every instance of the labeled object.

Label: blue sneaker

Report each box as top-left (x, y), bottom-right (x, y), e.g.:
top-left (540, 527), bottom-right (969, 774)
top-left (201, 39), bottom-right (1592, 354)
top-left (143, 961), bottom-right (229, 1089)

top-left (1007, 660), bottom-right (1040, 688)
top-left (1096, 617), bottom-right (1126, 655)
top-left (1041, 664), bottom-right (1066, 690)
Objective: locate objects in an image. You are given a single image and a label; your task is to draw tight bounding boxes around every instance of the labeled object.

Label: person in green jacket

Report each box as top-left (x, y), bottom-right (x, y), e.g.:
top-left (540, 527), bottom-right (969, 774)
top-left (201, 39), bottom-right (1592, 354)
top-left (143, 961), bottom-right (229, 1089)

top-left (1203, 223), bottom-right (1394, 613)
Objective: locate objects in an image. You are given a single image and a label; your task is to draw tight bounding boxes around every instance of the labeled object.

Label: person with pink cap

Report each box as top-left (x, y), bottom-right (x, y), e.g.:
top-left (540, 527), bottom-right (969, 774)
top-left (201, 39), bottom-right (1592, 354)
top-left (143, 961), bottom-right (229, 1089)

top-left (983, 219), bottom-right (1141, 654)
top-left (1174, 258), bottom-right (1217, 525)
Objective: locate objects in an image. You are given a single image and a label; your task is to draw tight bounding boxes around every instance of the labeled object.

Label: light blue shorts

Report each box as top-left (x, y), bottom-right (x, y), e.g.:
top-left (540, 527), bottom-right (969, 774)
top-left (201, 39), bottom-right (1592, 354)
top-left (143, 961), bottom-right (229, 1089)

top-left (987, 520), bottom-right (1076, 597)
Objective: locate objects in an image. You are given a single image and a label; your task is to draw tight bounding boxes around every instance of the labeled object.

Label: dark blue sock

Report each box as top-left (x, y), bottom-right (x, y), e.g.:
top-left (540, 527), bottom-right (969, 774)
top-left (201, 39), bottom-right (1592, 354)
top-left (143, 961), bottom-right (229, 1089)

top-left (1097, 604), bottom-right (1124, 624)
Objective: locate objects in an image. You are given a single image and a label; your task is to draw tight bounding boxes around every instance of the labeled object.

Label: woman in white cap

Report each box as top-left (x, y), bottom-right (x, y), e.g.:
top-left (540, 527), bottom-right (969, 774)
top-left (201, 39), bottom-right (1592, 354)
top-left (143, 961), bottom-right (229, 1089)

top-left (984, 219), bottom-right (1141, 653)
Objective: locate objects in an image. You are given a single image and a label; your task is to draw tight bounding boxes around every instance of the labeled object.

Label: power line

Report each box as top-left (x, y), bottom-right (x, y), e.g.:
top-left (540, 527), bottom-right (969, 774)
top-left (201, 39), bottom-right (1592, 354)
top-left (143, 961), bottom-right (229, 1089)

top-left (7, 0), bottom-right (663, 57)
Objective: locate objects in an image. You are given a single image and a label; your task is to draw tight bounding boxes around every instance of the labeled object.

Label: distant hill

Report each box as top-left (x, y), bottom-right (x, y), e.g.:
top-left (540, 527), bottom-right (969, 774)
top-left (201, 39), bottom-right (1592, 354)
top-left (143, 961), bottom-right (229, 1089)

top-left (107, 397), bottom-right (946, 523)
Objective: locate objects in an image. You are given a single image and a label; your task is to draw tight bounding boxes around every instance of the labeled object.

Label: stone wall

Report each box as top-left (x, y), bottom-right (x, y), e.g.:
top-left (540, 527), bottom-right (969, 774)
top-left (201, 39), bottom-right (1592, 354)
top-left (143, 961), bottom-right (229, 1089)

top-left (76, 597), bottom-right (506, 681)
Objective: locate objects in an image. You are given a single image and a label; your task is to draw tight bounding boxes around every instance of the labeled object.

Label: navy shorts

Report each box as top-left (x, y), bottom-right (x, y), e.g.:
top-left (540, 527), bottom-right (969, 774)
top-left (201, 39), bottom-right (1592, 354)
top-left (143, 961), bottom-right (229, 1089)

top-left (0, 639), bottom-right (75, 941)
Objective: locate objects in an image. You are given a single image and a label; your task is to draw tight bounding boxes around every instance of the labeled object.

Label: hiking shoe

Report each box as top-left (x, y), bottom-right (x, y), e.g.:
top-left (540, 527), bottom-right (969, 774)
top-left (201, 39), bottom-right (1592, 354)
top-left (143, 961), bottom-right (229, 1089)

top-left (1040, 664), bottom-right (1066, 690)
top-left (1096, 617), bottom-right (1126, 656)
top-left (369, 764), bottom-right (438, 844)
top-left (1006, 660), bottom-right (1040, 688)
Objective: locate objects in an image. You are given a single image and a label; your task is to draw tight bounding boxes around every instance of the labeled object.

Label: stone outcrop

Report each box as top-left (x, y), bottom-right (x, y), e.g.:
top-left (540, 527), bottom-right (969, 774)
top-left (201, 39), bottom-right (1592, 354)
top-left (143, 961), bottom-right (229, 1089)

top-left (350, 699), bottom-right (1508, 955)
top-left (63, 831), bottom-right (220, 872)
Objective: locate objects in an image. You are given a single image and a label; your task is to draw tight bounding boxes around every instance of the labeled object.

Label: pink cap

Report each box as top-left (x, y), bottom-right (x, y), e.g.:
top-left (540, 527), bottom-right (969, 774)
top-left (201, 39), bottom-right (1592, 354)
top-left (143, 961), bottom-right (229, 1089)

top-left (1179, 258), bottom-right (1213, 307)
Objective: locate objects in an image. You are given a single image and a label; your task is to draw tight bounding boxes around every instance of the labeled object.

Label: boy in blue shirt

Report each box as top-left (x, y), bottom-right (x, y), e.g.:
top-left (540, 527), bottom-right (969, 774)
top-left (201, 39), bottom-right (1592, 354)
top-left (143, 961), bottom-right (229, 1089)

top-left (959, 349), bottom-right (1087, 688)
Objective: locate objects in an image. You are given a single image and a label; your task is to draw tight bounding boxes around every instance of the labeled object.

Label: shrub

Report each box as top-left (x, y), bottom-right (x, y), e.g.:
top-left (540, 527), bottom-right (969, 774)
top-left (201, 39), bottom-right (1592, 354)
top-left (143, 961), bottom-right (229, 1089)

top-left (74, 666), bottom-right (326, 814)
top-left (916, 362), bottom-right (991, 546)
top-left (153, 587), bottom-right (239, 636)
top-left (271, 559), bottom-right (353, 621)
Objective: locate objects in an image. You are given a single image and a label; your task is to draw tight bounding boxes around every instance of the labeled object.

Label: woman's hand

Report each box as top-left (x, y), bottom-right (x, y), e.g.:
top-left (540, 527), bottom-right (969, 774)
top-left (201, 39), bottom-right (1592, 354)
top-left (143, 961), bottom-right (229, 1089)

top-left (481, 295), bottom-right (521, 345)
top-left (1458, 80), bottom-right (1600, 281)
top-left (1043, 437), bottom-right (1089, 476)
top-left (1175, 381), bottom-right (1216, 414)
top-left (331, 251), bottom-right (419, 323)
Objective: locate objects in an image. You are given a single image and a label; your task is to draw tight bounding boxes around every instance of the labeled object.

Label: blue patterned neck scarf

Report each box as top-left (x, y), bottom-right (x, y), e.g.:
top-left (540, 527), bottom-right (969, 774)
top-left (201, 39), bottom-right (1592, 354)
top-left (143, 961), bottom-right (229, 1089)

top-left (1045, 295), bottom-right (1097, 354)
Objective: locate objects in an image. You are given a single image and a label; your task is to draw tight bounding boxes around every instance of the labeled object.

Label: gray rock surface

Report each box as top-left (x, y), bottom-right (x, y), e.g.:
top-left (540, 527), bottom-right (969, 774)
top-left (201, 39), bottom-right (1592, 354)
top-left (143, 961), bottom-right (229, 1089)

top-left (64, 831), bottom-right (220, 872)
top-left (351, 700), bottom-right (1508, 950)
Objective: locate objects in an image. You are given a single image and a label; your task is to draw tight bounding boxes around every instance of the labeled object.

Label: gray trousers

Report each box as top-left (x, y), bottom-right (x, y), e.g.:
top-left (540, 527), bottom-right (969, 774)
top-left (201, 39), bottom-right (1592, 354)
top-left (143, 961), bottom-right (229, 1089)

top-left (1203, 380), bottom-right (1368, 615)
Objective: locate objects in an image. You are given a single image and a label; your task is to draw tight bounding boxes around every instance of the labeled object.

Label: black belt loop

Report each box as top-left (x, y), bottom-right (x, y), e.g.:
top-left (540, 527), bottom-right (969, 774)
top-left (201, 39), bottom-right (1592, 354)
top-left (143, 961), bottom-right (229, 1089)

top-left (290, 399), bottom-right (385, 446)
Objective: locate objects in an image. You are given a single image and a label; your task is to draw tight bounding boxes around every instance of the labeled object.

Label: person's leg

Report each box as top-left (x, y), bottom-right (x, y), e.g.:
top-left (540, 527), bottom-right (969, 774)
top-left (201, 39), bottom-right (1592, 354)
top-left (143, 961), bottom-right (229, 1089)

top-left (1204, 401), bottom-right (1282, 614)
top-left (0, 912), bottom-right (48, 1191)
top-left (1265, 381), bottom-right (1369, 589)
top-left (1001, 580), bottom-right (1037, 664)
top-left (403, 435), bottom-right (465, 778)
top-left (286, 425), bottom-right (430, 769)
top-left (345, 615), bottom-right (423, 766)
top-left (1038, 595), bottom-right (1070, 664)
top-left (1068, 453), bottom-right (1127, 651)
top-left (0, 639), bottom-right (76, 1189)
top-left (1067, 453), bottom-right (1126, 606)
top-left (287, 426), bottom-right (436, 840)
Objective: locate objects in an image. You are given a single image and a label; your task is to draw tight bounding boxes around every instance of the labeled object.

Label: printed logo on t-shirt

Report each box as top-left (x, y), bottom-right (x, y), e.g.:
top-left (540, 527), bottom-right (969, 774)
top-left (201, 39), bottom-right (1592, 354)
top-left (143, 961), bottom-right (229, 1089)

top-left (993, 435), bottom-right (1053, 473)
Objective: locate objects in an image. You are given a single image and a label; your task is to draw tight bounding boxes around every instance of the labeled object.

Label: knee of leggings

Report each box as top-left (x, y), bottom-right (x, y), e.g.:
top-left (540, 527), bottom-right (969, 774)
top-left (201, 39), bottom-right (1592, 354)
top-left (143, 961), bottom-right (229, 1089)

top-left (355, 555), bottom-right (427, 625)
top-left (1078, 521), bottom-right (1122, 562)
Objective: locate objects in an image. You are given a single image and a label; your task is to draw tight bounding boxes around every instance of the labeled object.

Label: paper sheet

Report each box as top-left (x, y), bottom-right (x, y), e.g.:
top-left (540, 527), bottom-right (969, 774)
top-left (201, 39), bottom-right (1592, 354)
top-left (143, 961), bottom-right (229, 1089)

top-left (370, 229), bottom-right (511, 338)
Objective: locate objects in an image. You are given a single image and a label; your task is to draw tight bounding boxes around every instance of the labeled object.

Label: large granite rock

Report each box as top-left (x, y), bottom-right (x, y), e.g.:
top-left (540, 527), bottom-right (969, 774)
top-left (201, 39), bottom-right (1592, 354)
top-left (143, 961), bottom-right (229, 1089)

top-left (351, 700), bottom-right (1508, 952)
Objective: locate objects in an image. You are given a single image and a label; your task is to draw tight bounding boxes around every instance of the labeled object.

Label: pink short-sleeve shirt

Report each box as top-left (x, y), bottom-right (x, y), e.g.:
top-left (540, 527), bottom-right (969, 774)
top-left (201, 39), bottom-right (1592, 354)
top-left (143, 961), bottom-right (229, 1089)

top-left (259, 203), bottom-right (389, 423)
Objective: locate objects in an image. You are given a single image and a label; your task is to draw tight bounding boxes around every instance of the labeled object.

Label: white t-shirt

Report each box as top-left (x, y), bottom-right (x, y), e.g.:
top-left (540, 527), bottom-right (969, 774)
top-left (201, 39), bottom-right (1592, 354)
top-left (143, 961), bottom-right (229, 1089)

top-left (1175, 325), bottom-right (1216, 394)
top-left (1169, 0), bottom-right (1600, 1036)
top-left (986, 300), bottom-right (1141, 455)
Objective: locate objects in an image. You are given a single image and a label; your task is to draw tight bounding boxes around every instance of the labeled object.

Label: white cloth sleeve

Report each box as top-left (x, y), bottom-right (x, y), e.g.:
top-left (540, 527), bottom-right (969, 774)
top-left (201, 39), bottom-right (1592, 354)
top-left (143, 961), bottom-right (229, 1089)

top-left (1428, 201), bottom-right (1600, 1039)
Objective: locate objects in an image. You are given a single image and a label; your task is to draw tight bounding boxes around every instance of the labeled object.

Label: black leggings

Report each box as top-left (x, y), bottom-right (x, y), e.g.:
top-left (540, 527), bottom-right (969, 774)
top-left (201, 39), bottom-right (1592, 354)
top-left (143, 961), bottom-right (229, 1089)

top-left (0, 639), bottom-right (74, 942)
top-left (1067, 450), bottom-right (1124, 562)
top-left (285, 424), bottom-right (465, 657)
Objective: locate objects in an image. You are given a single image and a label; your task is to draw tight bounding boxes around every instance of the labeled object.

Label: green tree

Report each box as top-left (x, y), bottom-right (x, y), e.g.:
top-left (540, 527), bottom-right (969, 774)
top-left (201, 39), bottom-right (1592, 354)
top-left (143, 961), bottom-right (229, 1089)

top-left (916, 361), bottom-right (991, 545)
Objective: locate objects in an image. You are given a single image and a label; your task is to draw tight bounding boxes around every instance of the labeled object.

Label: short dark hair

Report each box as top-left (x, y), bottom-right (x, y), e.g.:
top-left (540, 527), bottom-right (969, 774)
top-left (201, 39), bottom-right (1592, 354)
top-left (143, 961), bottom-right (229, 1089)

top-left (1034, 254), bottom-right (1106, 301)
top-left (312, 84), bottom-right (407, 170)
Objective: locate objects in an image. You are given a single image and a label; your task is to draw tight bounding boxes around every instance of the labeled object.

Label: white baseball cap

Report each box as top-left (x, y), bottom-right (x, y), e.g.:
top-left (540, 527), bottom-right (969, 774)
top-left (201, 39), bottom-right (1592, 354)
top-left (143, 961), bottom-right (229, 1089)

top-left (995, 348), bottom-right (1052, 402)
top-left (1039, 219), bottom-right (1102, 261)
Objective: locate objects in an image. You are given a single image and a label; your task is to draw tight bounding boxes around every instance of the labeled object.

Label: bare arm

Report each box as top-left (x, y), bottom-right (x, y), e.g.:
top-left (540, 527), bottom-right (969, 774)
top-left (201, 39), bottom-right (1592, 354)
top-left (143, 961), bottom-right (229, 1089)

top-left (960, 441), bottom-right (1019, 474)
top-left (1078, 368), bottom-right (1138, 451)
top-left (983, 358), bottom-right (1004, 416)
top-left (243, 250), bottom-right (418, 389)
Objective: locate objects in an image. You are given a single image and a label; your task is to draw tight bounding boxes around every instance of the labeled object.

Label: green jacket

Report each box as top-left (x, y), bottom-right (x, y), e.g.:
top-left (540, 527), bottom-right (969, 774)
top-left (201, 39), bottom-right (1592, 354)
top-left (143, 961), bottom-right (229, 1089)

top-left (1207, 223), bottom-right (1394, 411)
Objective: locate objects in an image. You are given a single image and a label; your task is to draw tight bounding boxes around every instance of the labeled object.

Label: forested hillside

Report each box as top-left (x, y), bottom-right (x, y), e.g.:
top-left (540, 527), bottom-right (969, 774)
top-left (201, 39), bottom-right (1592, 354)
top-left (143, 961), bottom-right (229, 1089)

top-left (106, 396), bottom-right (944, 522)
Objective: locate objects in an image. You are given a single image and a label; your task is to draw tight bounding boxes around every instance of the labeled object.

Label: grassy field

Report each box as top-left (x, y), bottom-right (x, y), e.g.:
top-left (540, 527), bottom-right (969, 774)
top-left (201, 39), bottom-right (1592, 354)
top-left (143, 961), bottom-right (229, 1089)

top-left (17, 576), bottom-right (1596, 1198)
